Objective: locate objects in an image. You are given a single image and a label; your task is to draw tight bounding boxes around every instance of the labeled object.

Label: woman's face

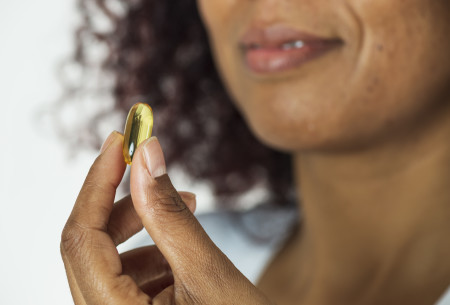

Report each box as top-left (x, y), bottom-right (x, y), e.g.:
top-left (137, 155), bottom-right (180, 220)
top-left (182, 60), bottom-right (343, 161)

top-left (197, 0), bottom-right (450, 152)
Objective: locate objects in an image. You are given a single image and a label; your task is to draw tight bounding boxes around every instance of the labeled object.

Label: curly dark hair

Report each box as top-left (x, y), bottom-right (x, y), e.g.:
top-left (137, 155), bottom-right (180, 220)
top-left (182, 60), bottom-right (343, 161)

top-left (71, 0), bottom-right (295, 207)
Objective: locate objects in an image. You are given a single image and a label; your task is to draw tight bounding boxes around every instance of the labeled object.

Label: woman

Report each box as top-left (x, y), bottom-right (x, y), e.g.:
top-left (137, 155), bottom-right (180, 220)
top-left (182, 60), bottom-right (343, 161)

top-left (60, 0), bottom-right (450, 304)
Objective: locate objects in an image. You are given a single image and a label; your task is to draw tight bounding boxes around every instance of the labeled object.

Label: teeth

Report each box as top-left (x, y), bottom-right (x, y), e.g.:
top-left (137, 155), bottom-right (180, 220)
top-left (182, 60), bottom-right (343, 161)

top-left (244, 40), bottom-right (305, 50)
top-left (281, 40), bottom-right (305, 50)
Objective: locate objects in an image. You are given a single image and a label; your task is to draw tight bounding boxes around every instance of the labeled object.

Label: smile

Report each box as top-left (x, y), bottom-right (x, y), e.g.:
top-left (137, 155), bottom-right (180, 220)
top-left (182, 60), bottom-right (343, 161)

top-left (239, 25), bottom-right (343, 74)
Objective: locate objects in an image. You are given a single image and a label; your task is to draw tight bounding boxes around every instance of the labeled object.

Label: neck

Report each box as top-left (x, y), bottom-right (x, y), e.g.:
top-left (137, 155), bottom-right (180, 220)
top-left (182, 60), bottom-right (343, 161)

top-left (293, 112), bottom-right (450, 304)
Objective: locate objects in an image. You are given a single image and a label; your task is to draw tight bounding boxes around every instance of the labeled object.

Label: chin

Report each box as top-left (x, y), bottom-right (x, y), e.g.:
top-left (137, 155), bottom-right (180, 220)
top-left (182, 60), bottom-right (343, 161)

top-left (245, 115), bottom-right (330, 153)
top-left (243, 109), bottom-right (385, 154)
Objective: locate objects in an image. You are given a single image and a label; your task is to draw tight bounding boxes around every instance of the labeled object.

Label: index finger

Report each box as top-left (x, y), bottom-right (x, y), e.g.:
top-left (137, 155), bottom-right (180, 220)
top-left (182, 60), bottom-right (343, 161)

top-left (61, 132), bottom-right (150, 303)
top-left (67, 131), bottom-right (126, 231)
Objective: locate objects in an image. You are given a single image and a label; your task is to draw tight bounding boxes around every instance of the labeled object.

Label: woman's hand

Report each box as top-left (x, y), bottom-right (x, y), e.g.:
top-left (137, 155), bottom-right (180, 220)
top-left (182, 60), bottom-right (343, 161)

top-left (60, 132), bottom-right (273, 305)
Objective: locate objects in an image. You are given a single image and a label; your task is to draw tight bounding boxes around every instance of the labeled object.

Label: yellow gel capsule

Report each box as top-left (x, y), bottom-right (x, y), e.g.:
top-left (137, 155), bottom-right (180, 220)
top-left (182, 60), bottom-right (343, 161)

top-left (122, 103), bottom-right (153, 165)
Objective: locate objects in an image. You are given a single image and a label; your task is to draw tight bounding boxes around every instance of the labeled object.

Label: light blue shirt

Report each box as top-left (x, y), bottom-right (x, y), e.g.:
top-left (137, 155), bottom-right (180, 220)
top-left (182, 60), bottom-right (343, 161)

top-left (125, 203), bottom-right (450, 304)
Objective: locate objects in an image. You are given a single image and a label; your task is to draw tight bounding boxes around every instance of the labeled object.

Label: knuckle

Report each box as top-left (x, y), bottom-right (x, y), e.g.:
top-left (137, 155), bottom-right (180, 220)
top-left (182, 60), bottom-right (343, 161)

top-left (141, 174), bottom-right (193, 223)
top-left (60, 220), bottom-right (90, 257)
top-left (153, 194), bottom-right (188, 214)
top-left (82, 177), bottom-right (109, 197)
top-left (145, 187), bottom-right (190, 216)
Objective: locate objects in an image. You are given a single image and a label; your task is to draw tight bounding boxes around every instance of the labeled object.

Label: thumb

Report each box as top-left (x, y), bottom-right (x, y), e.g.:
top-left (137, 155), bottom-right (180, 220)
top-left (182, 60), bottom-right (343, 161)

top-left (129, 137), bottom-right (226, 275)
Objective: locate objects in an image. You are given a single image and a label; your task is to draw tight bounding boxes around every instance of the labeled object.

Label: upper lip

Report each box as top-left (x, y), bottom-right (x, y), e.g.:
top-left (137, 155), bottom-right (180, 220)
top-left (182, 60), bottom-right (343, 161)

top-left (239, 24), bottom-right (340, 49)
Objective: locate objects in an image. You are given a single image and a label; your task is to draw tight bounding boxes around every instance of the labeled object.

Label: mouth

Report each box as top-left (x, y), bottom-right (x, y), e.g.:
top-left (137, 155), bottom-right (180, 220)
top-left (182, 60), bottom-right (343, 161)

top-left (239, 24), bottom-right (343, 74)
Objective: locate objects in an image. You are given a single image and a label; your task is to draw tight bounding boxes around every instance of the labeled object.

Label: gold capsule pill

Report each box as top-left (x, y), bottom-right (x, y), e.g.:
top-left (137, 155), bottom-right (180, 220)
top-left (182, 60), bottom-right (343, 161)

top-left (123, 103), bottom-right (153, 165)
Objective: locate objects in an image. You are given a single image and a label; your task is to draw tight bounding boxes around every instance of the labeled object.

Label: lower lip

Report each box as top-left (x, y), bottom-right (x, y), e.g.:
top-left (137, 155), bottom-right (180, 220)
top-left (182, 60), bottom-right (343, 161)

top-left (242, 40), bottom-right (342, 74)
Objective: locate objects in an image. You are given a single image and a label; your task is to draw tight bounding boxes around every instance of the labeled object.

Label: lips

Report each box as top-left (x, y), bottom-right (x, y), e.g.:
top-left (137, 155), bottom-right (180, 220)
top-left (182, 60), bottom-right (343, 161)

top-left (239, 24), bottom-right (343, 74)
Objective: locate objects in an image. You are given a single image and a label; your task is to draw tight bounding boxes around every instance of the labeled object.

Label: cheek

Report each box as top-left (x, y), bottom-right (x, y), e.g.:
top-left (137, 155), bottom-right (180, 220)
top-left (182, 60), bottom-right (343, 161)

top-left (196, 0), bottom-right (244, 103)
top-left (245, 2), bottom-right (450, 151)
top-left (348, 0), bottom-right (450, 125)
top-left (197, 0), bottom-right (239, 30)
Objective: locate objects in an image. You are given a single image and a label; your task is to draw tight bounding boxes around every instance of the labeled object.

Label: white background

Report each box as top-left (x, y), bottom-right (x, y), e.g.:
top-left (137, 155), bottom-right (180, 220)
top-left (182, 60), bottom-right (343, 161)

top-left (0, 1), bottom-right (214, 304)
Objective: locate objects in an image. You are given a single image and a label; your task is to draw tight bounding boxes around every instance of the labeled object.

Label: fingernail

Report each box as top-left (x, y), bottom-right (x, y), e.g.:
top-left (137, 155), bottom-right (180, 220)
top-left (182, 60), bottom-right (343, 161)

top-left (100, 131), bottom-right (119, 154)
top-left (143, 136), bottom-right (167, 178)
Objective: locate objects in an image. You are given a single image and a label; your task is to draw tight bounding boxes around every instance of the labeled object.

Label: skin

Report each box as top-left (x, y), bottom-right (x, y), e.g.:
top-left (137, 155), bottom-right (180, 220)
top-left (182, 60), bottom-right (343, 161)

top-left (61, 134), bottom-right (273, 305)
top-left (62, 0), bottom-right (450, 304)
top-left (197, 0), bottom-right (450, 304)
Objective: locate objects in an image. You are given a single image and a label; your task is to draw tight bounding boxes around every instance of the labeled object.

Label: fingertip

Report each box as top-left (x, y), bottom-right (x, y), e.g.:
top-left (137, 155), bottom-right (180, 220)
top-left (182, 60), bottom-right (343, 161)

top-left (100, 131), bottom-right (123, 155)
top-left (70, 131), bottom-right (127, 231)
top-left (90, 131), bottom-right (126, 189)
top-left (129, 136), bottom-right (167, 214)
top-left (142, 136), bottom-right (167, 178)
top-left (129, 143), bottom-right (154, 214)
